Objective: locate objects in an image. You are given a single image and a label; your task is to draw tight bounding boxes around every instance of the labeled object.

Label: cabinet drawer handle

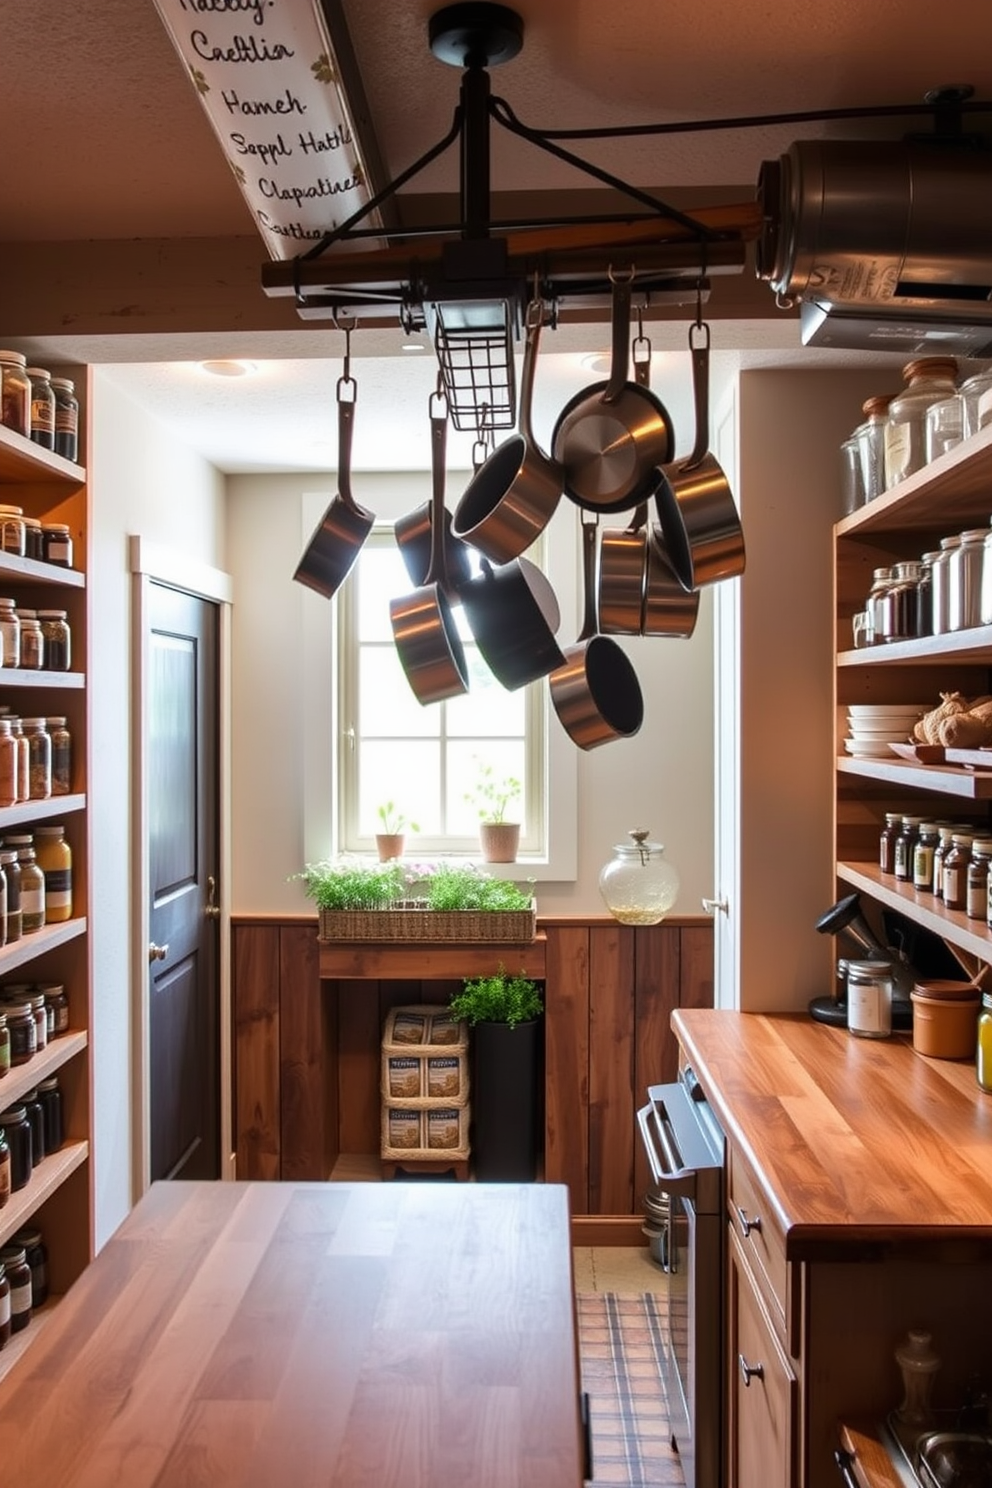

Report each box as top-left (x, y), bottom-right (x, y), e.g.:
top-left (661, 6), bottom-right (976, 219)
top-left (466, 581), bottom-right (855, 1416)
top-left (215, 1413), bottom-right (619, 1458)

top-left (735, 1203), bottom-right (761, 1238)
top-left (738, 1353), bottom-right (764, 1388)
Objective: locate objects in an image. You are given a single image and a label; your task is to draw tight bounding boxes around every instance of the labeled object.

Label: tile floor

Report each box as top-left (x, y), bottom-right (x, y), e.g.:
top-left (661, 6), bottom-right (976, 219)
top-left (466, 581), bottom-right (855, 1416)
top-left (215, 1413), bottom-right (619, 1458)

top-left (573, 1245), bottom-right (665, 1296)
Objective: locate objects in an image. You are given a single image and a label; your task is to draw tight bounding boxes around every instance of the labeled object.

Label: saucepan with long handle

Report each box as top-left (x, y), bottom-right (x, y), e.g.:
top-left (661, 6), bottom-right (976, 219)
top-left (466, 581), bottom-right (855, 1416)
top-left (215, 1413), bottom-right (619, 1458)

top-left (549, 513), bottom-right (644, 749)
top-left (652, 319), bottom-right (745, 591)
top-left (552, 270), bottom-right (674, 515)
top-left (293, 368), bottom-right (374, 598)
top-left (452, 298), bottom-right (562, 563)
top-left (390, 391), bottom-right (470, 704)
top-left (460, 552), bottom-right (565, 690)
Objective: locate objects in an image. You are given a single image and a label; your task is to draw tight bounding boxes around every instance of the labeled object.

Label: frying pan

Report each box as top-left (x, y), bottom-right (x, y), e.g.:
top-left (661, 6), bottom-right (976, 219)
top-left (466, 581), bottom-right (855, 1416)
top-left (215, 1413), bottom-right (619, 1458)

top-left (652, 320), bottom-right (745, 592)
top-left (452, 298), bottom-right (562, 563)
top-left (552, 270), bottom-right (674, 514)
top-left (460, 553), bottom-right (566, 690)
top-left (549, 514), bottom-right (644, 750)
top-left (293, 372), bottom-right (373, 598)
top-left (389, 392), bottom-right (470, 705)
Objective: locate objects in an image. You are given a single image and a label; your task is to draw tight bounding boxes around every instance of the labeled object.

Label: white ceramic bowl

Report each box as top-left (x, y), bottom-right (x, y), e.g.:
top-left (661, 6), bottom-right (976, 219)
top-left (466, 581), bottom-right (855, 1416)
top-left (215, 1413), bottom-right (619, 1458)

top-left (847, 704), bottom-right (929, 718)
top-left (844, 738), bottom-right (901, 758)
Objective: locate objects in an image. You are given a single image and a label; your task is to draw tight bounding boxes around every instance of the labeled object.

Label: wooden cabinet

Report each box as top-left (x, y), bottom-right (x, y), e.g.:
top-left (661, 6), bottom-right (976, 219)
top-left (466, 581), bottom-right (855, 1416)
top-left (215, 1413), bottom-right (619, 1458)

top-left (0, 408), bottom-right (90, 1381)
top-left (728, 1224), bottom-right (797, 1488)
top-left (835, 422), bottom-right (992, 969)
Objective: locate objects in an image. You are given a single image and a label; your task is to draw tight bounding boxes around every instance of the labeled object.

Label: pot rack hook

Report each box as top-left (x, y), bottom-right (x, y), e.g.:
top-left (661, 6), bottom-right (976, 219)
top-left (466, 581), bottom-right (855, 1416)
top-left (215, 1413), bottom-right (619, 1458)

top-left (334, 310), bottom-right (358, 397)
top-left (633, 302), bottom-right (651, 374)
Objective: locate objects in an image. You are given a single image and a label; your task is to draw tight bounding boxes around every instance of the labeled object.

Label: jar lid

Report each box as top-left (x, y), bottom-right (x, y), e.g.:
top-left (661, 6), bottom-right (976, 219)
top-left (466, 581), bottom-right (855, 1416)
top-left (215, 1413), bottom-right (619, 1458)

top-left (11, 1227), bottom-right (42, 1247)
top-left (846, 959), bottom-right (891, 975)
top-left (37, 609), bottom-right (67, 619)
top-left (863, 394), bottom-right (894, 417)
top-left (0, 351), bottom-right (27, 366)
top-left (41, 523), bottom-right (70, 535)
top-left (21, 717), bottom-right (47, 728)
top-left (49, 377), bottom-right (74, 392)
top-left (36, 1076), bottom-right (59, 1092)
top-left (0, 1105), bottom-right (27, 1121)
top-left (939, 535), bottom-right (962, 548)
top-left (902, 357), bottom-right (958, 382)
top-left (921, 551), bottom-right (942, 563)
top-left (47, 717), bottom-right (66, 727)
top-left (951, 833), bottom-right (974, 847)
top-left (25, 367), bottom-right (51, 381)
top-left (610, 828), bottom-right (666, 859)
top-left (983, 992), bottom-right (992, 1011)
top-left (960, 529), bottom-right (989, 543)
top-left (23, 516), bottom-right (41, 529)
top-left (34, 826), bottom-right (64, 837)
top-left (971, 839), bottom-right (992, 855)
top-left (959, 370), bottom-right (992, 393)
top-left (0, 852), bottom-right (18, 864)
top-left (901, 816), bottom-right (926, 827)
top-left (0, 505), bottom-right (24, 516)
top-left (0, 1246), bottom-right (27, 1267)
top-left (913, 979), bottom-right (979, 1001)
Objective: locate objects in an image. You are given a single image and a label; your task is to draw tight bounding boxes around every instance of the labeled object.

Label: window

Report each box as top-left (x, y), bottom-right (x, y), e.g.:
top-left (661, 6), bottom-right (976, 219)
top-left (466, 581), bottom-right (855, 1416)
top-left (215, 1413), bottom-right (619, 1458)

top-left (300, 482), bottom-right (577, 879)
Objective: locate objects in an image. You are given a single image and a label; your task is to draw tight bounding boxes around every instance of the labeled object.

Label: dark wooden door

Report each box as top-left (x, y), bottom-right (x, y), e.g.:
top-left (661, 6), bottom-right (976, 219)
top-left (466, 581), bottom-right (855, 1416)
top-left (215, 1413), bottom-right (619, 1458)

top-left (148, 582), bottom-right (220, 1181)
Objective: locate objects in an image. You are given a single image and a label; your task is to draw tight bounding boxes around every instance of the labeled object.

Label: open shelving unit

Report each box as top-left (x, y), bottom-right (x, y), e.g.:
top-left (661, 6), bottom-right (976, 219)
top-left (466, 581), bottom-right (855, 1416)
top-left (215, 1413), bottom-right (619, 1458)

top-left (0, 409), bottom-right (91, 1384)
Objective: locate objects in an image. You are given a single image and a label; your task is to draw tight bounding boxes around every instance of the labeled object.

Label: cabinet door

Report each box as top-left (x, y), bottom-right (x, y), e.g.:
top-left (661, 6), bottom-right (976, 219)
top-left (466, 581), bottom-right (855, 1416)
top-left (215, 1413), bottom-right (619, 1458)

top-left (728, 1227), bottom-right (797, 1488)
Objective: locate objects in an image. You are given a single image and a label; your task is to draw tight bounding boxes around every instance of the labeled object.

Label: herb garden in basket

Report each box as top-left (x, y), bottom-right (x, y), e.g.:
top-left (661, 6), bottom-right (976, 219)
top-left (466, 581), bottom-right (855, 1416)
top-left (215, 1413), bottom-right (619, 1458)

top-left (297, 860), bottom-right (537, 943)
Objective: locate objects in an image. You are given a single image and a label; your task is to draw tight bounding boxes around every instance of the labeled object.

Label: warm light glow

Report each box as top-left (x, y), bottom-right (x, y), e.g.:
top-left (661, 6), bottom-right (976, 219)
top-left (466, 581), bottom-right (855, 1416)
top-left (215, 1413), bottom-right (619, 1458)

top-left (199, 360), bottom-right (258, 378)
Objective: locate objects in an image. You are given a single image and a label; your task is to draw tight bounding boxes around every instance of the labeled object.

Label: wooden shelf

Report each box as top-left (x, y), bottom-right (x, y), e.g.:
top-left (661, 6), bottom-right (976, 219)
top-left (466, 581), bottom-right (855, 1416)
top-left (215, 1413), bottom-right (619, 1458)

top-left (0, 670), bottom-right (85, 690)
top-left (0, 916), bottom-right (86, 976)
top-left (0, 1140), bottom-right (89, 1249)
top-left (0, 424), bottom-right (85, 487)
top-left (0, 793), bottom-right (84, 829)
top-left (836, 755), bottom-right (992, 799)
top-left (837, 861), bottom-right (992, 965)
top-left (0, 1030), bottom-right (88, 1108)
top-left (0, 551), bottom-right (85, 589)
top-left (837, 424), bottom-right (992, 537)
top-left (319, 933), bottom-right (548, 980)
top-left (838, 625), bottom-right (992, 666)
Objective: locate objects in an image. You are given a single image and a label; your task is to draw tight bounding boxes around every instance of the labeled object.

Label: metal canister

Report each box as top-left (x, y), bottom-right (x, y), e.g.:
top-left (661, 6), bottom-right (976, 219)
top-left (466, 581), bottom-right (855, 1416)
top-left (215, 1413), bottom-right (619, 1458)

top-left (947, 529), bottom-right (986, 631)
top-left (930, 535), bottom-right (961, 635)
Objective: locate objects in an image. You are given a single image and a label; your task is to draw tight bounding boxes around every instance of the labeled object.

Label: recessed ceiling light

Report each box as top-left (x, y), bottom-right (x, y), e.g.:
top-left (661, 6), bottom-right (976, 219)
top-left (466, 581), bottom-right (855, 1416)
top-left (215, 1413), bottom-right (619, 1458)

top-left (199, 359), bottom-right (257, 377)
top-left (580, 352), bottom-right (611, 375)
top-left (401, 339), bottom-right (426, 353)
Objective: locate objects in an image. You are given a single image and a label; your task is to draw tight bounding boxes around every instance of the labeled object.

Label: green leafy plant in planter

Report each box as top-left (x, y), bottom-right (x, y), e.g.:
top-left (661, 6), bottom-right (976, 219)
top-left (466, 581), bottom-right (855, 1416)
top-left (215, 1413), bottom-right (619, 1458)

top-left (376, 801), bottom-right (419, 836)
top-left (464, 764), bottom-right (522, 825)
top-left (295, 858), bottom-right (405, 910)
top-left (449, 963), bottom-right (543, 1029)
top-left (424, 864), bottom-right (533, 914)
top-left (450, 964), bottom-right (544, 1181)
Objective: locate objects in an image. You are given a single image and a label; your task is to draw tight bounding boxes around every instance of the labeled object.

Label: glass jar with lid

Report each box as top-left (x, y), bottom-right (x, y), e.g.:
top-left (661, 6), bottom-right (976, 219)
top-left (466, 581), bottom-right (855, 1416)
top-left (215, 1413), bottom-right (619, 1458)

top-left (37, 610), bottom-right (70, 670)
top-left (51, 378), bottom-right (78, 463)
top-left (840, 431), bottom-right (865, 515)
top-left (21, 718), bottom-right (51, 800)
top-left (22, 516), bottom-right (43, 562)
top-left (978, 992), bottom-right (992, 1093)
top-left (857, 395), bottom-right (893, 503)
top-left (916, 551), bottom-right (940, 637)
top-left (8, 718), bottom-right (29, 804)
top-left (0, 506), bottom-right (25, 557)
top-left (1, 851), bottom-right (20, 943)
top-left (17, 610), bottom-right (43, 670)
top-left (942, 832), bottom-right (974, 911)
top-left (47, 717), bottom-right (71, 794)
top-left (948, 529), bottom-right (987, 631)
top-left (864, 567), bottom-right (895, 645)
top-left (17, 848), bottom-right (45, 934)
top-left (41, 524), bottom-right (72, 568)
top-left (925, 395), bottom-right (964, 463)
top-left (913, 823), bottom-right (939, 893)
top-left (880, 561), bottom-right (922, 641)
top-left (880, 812), bottom-right (902, 875)
top-left (884, 358), bottom-right (959, 487)
top-left (0, 352), bottom-right (30, 437)
top-left (846, 959), bottom-right (893, 1040)
top-left (599, 829), bottom-right (680, 925)
top-left (34, 824), bottom-right (71, 922)
top-left (26, 367), bottom-right (55, 450)
top-left (930, 535), bottom-right (961, 635)
top-left (0, 722), bottom-right (16, 810)
top-left (0, 1244), bottom-right (32, 1333)
top-left (894, 815), bottom-right (926, 883)
top-left (959, 368), bottom-right (992, 439)
top-left (0, 598), bottom-right (19, 668)
top-left (967, 839), bottom-right (992, 919)
top-left (980, 519), bottom-right (992, 627)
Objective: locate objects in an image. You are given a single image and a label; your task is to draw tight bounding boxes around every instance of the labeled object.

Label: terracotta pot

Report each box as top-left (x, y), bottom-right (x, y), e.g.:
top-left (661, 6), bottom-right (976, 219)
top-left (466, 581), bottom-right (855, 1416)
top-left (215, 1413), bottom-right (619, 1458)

top-left (911, 986), bottom-right (980, 1059)
top-left (375, 833), bottom-right (405, 862)
top-left (479, 822), bottom-right (520, 863)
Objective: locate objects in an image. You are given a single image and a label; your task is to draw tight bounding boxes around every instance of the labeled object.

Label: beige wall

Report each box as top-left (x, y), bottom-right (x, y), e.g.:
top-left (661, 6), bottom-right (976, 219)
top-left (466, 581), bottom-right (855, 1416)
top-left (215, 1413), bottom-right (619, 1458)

top-left (89, 369), bottom-right (226, 1245)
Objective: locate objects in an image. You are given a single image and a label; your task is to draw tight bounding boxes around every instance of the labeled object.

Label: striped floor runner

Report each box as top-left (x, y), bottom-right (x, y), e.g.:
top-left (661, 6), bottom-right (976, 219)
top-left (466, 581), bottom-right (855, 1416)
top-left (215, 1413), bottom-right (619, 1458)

top-left (576, 1292), bottom-right (685, 1488)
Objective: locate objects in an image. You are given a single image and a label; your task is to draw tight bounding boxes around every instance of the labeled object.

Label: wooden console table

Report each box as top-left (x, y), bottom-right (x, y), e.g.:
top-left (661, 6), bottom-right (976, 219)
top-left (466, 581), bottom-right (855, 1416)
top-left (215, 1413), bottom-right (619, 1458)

top-left (0, 1180), bottom-right (585, 1487)
top-left (318, 933), bottom-right (547, 980)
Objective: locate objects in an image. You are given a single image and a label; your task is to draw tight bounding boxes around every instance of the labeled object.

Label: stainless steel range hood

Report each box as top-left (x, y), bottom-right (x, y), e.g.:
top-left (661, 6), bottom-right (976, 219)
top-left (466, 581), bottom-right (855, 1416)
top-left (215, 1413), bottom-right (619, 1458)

top-left (757, 139), bottom-right (992, 358)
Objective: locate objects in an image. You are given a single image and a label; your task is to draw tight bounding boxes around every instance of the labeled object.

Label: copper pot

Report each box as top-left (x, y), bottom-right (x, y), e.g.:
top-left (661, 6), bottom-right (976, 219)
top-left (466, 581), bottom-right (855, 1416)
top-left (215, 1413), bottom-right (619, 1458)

top-left (293, 375), bottom-right (374, 598)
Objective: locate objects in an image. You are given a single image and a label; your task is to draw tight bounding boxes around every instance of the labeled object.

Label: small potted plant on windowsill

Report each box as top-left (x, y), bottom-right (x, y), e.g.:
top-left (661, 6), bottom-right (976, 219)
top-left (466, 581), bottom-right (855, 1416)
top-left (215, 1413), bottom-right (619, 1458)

top-left (449, 965), bottom-right (544, 1181)
top-left (375, 801), bottom-right (419, 862)
top-left (465, 764), bottom-right (522, 863)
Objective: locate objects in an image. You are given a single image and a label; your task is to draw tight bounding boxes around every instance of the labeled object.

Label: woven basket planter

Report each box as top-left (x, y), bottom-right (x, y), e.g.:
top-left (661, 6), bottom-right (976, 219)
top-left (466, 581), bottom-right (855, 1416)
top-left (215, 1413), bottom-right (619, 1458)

top-left (318, 900), bottom-right (536, 943)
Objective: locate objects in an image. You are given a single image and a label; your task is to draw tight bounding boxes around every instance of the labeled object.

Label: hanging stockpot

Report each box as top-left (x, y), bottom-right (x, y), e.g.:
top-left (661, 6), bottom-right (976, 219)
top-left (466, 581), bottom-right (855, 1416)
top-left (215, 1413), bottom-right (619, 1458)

top-left (293, 330), bottom-right (374, 598)
top-left (652, 318), bottom-right (745, 592)
top-left (552, 269), bottom-right (674, 514)
top-left (390, 390), bottom-right (470, 704)
top-left (452, 298), bottom-right (562, 562)
top-left (549, 513), bottom-right (644, 749)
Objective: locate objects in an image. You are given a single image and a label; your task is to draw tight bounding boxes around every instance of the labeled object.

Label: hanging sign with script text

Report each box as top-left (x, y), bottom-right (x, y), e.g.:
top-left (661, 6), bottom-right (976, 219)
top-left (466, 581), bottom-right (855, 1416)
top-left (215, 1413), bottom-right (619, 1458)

top-left (153, 0), bottom-right (382, 259)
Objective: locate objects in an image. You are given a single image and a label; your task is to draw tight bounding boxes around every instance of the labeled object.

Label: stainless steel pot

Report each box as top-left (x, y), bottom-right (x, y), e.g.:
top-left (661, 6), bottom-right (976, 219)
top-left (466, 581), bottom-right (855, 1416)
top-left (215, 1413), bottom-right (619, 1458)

top-left (452, 298), bottom-right (562, 562)
top-left (390, 392), bottom-right (470, 704)
top-left (460, 553), bottom-right (565, 690)
top-left (293, 374), bottom-right (374, 598)
top-left (552, 271), bottom-right (674, 514)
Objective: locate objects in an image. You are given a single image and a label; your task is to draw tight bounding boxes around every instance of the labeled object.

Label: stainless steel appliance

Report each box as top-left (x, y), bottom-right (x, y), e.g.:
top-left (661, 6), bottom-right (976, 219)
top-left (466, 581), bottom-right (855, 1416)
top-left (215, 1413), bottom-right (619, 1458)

top-left (638, 1068), bottom-right (726, 1488)
top-left (837, 1413), bottom-right (992, 1487)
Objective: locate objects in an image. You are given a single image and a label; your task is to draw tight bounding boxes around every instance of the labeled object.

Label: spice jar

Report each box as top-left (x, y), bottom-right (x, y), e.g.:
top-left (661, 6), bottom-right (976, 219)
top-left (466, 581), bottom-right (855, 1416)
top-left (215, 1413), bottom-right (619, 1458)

top-left (0, 506), bottom-right (25, 557)
top-left (17, 611), bottom-right (43, 670)
top-left (41, 524), bottom-right (72, 568)
top-left (37, 610), bottom-right (70, 670)
top-left (913, 823), bottom-right (939, 893)
top-left (942, 832), bottom-right (974, 912)
top-left (2, 851), bottom-right (22, 944)
top-left (22, 516), bottom-right (43, 562)
top-left (0, 352), bottom-right (31, 437)
top-left (0, 1133), bottom-right (8, 1213)
top-left (895, 816), bottom-right (925, 883)
top-left (17, 848), bottom-right (45, 934)
top-left (22, 718), bottom-right (51, 800)
top-left (26, 367), bottom-right (55, 451)
top-left (846, 959), bottom-right (893, 1040)
top-left (0, 598), bottom-right (19, 669)
top-left (35, 1078), bottom-right (62, 1155)
top-left (7, 991), bottom-right (47, 1052)
top-left (48, 717), bottom-right (71, 795)
top-left (34, 824), bottom-right (71, 922)
top-left (0, 1262), bottom-right (11, 1349)
top-left (11, 1227), bottom-right (48, 1309)
top-left (884, 358), bottom-right (959, 487)
top-left (968, 839), bottom-right (992, 919)
top-left (3, 1002), bottom-right (35, 1065)
top-left (840, 431), bottom-right (865, 515)
top-left (0, 1106), bottom-right (32, 1191)
top-left (857, 395), bottom-right (893, 503)
top-left (881, 560), bottom-right (922, 640)
top-left (21, 1088), bottom-right (44, 1166)
top-left (0, 1245), bottom-right (32, 1333)
top-left (880, 812), bottom-right (903, 875)
top-left (0, 722), bottom-right (16, 809)
top-left (40, 983), bottom-right (69, 1036)
top-left (933, 824), bottom-right (957, 899)
top-left (978, 992), bottom-right (992, 1094)
top-left (51, 377), bottom-right (79, 463)
top-left (931, 535), bottom-right (961, 635)
top-left (948, 528), bottom-right (987, 631)
top-left (8, 719), bottom-right (28, 803)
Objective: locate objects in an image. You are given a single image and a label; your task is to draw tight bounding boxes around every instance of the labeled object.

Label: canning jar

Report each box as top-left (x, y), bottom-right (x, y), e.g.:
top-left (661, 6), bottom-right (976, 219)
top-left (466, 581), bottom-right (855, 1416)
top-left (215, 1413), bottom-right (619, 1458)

top-left (942, 833), bottom-right (974, 911)
top-left (26, 367), bottom-right (54, 450)
top-left (598, 829), bottom-right (680, 925)
top-left (2, 851), bottom-right (21, 944)
top-left (18, 849), bottom-right (45, 934)
top-left (0, 352), bottom-right (30, 437)
top-left (11, 1227), bottom-right (48, 1309)
top-left (0, 598), bottom-right (19, 669)
top-left (37, 610), bottom-right (70, 670)
top-left (978, 993), bottom-right (992, 1093)
top-left (50, 378), bottom-right (78, 463)
top-left (0, 506), bottom-right (25, 557)
top-left (884, 358), bottom-right (959, 487)
top-left (17, 611), bottom-right (43, 670)
top-left (22, 718), bottom-right (51, 800)
top-left (0, 1106), bottom-right (32, 1191)
top-left (48, 717), bottom-right (71, 794)
top-left (9, 719), bottom-right (28, 803)
top-left (865, 567), bottom-right (895, 645)
top-left (41, 983), bottom-right (69, 1036)
top-left (8, 991), bottom-right (47, 1052)
top-left (41, 523), bottom-right (72, 568)
top-left (924, 395), bottom-right (964, 462)
top-left (931, 535), bottom-right (961, 635)
top-left (21, 1089), bottom-right (44, 1166)
top-left (881, 561), bottom-right (922, 640)
top-left (3, 1002), bottom-right (34, 1066)
top-left (959, 368), bottom-right (992, 439)
top-left (967, 839), bottom-right (992, 919)
top-left (34, 824), bottom-right (71, 922)
top-left (846, 959), bottom-right (893, 1040)
top-left (840, 431), bottom-right (865, 515)
top-left (857, 395), bottom-right (893, 503)
top-left (22, 516), bottom-right (43, 562)
top-left (0, 1245), bottom-right (32, 1333)
top-left (0, 722), bottom-right (16, 809)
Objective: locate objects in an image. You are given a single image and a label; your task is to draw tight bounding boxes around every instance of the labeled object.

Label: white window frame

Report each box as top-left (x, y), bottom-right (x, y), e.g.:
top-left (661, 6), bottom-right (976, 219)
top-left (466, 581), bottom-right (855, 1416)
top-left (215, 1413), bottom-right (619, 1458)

top-left (300, 476), bottom-right (577, 880)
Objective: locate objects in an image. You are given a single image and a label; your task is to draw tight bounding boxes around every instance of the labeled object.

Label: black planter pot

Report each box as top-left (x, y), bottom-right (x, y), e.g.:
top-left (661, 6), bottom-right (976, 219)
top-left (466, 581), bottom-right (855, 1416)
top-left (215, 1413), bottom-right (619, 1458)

top-left (471, 1018), bottom-right (542, 1181)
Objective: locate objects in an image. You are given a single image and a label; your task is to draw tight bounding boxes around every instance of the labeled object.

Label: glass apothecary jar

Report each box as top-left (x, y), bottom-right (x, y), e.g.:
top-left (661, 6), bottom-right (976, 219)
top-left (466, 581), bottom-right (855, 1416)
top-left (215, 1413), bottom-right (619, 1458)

top-left (599, 829), bottom-right (680, 925)
top-left (856, 395), bottom-right (893, 503)
top-left (884, 357), bottom-right (959, 488)
top-left (959, 368), bottom-right (992, 438)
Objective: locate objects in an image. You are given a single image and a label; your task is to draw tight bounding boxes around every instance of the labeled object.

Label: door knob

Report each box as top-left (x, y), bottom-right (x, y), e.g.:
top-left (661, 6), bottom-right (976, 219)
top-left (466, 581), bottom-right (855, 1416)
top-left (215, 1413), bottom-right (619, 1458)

top-left (205, 875), bottom-right (221, 920)
top-left (148, 942), bottom-right (169, 962)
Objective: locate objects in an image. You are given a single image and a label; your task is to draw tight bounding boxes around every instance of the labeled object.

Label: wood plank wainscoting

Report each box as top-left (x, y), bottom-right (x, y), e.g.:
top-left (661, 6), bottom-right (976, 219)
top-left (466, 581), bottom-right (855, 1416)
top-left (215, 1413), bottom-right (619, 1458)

top-left (231, 915), bottom-right (713, 1240)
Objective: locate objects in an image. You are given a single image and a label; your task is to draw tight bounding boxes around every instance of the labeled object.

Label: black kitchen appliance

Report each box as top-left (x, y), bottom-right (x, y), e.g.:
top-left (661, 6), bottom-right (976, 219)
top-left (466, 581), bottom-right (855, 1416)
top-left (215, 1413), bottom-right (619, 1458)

top-left (637, 1068), bottom-right (726, 1488)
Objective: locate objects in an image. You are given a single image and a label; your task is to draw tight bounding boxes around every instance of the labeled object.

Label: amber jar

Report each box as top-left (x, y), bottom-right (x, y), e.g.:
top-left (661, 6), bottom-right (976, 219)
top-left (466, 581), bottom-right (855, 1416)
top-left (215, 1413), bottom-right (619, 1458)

top-left (2, 851), bottom-right (22, 943)
top-left (35, 1077), bottom-right (62, 1155)
top-left (11, 1227), bottom-right (47, 1308)
top-left (34, 825), bottom-right (71, 922)
top-left (879, 812), bottom-right (902, 875)
top-left (26, 368), bottom-right (54, 450)
top-left (0, 1106), bottom-right (32, 1191)
top-left (0, 722), bottom-right (15, 811)
top-left (894, 816), bottom-right (925, 883)
top-left (40, 983), bottom-right (69, 1036)
top-left (942, 833), bottom-right (974, 912)
top-left (3, 1002), bottom-right (35, 1065)
top-left (967, 839), bottom-right (992, 920)
top-left (0, 1132), bottom-right (9, 1212)
top-left (22, 516), bottom-right (43, 562)
top-left (0, 352), bottom-right (30, 437)
top-left (0, 1245), bottom-right (32, 1333)
top-left (51, 378), bottom-right (78, 463)
top-left (48, 717), bottom-right (71, 795)
top-left (913, 823), bottom-right (939, 893)
top-left (21, 1088), bottom-right (44, 1166)
top-left (0, 1011), bottom-right (9, 1077)
top-left (0, 1262), bottom-right (10, 1350)
top-left (41, 524), bottom-right (72, 568)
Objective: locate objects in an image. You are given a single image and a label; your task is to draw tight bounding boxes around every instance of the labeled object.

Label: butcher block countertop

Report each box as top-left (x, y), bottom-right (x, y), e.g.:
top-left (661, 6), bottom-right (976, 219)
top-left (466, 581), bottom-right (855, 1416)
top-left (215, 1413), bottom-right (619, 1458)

top-left (0, 1181), bottom-right (584, 1488)
top-left (672, 1010), bottom-right (992, 1251)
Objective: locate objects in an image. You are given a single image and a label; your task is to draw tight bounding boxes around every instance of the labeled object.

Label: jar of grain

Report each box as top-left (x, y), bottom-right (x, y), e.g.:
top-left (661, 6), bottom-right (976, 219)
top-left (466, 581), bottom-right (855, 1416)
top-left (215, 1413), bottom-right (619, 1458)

top-left (0, 353), bottom-right (30, 437)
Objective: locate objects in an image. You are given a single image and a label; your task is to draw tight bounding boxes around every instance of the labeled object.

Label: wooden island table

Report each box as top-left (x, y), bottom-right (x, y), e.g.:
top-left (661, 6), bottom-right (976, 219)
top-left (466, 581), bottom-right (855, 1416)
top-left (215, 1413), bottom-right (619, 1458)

top-left (0, 1180), bottom-right (585, 1487)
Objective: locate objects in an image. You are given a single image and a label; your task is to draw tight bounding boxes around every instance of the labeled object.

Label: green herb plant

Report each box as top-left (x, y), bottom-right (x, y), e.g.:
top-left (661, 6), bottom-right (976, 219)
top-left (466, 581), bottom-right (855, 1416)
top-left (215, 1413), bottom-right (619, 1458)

top-left (377, 801), bottom-right (419, 835)
top-left (424, 862), bottom-right (533, 912)
top-left (449, 963), bottom-right (544, 1029)
top-left (464, 762), bottom-right (522, 824)
top-left (294, 859), bottom-right (405, 911)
